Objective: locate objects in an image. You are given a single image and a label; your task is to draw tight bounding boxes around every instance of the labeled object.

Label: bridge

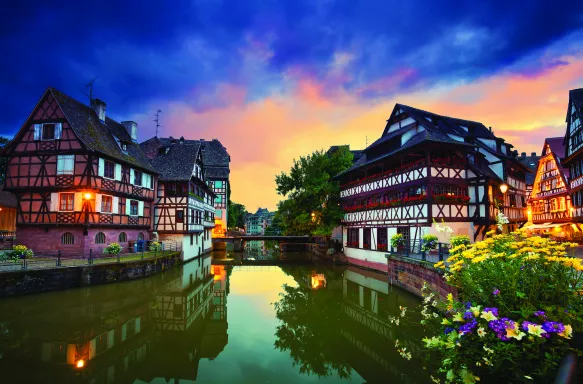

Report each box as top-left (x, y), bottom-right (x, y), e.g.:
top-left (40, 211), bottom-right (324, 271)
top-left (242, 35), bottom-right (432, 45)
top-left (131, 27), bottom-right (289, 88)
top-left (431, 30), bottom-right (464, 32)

top-left (212, 235), bottom-right (311, 252)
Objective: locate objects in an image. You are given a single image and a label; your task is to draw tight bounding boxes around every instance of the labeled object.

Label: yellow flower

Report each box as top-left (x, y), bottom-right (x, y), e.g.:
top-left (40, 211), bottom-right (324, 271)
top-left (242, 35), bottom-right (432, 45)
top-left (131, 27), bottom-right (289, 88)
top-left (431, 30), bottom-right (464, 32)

top-left (447, 293), bottom-right (453, 303)
top-left (480, 311), bottom-right (497, 321)
top-left (527, 324), bottom-right (546, 337)
top-left (470, 306), bottom-right (481, 317)
top-left (558, 324), bottom-right (573, 339)
top-left (441, 318), bottom-right (452, 325)
top-left (452, 312), bottom-right (464, 322)
top-left (506, 323), bottom-right (526, 340)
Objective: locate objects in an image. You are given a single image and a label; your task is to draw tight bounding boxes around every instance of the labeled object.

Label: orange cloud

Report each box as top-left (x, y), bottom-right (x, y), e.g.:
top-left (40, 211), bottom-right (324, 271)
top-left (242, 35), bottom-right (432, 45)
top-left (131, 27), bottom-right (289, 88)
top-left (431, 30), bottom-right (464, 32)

top-left (138, 54), bottom-right (583, 212)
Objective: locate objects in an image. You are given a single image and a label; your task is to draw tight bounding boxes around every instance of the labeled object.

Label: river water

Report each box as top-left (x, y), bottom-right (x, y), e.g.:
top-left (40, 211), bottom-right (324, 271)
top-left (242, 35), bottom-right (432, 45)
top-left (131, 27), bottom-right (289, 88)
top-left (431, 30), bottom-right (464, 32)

top-left (0, 243), bottom-right (430, 384)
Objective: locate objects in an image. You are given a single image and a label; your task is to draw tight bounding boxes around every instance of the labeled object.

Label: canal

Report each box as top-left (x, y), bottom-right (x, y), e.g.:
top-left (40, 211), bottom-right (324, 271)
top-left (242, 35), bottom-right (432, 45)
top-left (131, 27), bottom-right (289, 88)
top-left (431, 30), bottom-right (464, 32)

top-left (0, 244), bottom-right (430, 383)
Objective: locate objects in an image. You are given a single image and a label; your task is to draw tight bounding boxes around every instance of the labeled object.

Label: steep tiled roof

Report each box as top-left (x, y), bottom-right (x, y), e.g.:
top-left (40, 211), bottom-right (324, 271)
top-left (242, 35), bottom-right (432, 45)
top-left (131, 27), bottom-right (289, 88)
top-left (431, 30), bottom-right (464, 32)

top-left (568, 88), bottom-right (583, 121)
top-left (49, 88), bottom-right (156, 173)
top-left (148, 142), bottom-right (201, 181)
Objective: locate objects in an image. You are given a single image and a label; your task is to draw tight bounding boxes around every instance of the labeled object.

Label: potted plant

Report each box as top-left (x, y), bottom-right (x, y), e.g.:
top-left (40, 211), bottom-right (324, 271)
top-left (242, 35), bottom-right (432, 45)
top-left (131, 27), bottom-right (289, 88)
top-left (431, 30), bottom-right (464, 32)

top-left (391, 233), bottom-right (406, 253)
top-left (421, 234), bottom-right (439, 254)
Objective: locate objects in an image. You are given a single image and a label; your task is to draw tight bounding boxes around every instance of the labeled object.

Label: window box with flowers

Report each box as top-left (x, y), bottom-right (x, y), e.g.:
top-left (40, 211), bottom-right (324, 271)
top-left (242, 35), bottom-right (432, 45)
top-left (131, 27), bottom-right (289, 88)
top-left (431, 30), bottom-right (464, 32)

top-left (345, 241), bottom-right (359, 248)
top-left (363, 242), bottom-right (371, 250)
top-left (377, 243), bottom-right (388, 252)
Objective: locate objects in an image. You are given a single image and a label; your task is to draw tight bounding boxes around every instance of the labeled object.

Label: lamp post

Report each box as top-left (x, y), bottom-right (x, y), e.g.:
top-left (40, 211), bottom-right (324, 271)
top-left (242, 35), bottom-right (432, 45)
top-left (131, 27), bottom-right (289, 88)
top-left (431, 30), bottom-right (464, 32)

top-left (499, 183), bottom-right (508, 232)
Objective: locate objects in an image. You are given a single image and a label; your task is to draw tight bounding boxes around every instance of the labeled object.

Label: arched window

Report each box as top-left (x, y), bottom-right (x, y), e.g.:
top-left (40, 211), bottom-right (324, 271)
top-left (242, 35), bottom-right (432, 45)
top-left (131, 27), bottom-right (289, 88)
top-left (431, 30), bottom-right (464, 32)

top-left (118, 232), bottom-right (127, 242)
top-left (61, 232), bottom-right (74, 245)
top-left (95, 232), bottom-right (106, 244)
top-left (137, 232), bottom-right (144, 240)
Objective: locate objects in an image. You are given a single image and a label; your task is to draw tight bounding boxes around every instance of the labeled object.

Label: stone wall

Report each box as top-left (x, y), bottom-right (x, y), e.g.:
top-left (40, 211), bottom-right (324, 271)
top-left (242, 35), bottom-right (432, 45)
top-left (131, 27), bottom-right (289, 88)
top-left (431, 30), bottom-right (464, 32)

top-left (0, 251), bottom-right (182, 298)
top-left (16, 227), bottom-right (149, 257)
top-left (386, 254), bottom-right (456, 299)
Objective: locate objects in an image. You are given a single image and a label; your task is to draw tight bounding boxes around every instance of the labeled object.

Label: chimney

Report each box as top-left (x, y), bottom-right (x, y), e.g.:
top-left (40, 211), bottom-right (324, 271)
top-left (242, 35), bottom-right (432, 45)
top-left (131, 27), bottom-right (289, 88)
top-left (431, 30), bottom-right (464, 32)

top-left (91, 99), bottom-right (107, 122)
top-left (121, 121), bottom-right (138, 143)
top-left (179, 136), bottom-right (184, 144)
top-left (521, 152), bottom-right (526, 158)
top-left (169, 136), bottom-right (176, 144)
top-left (531, 152), bottom-right (536, 157)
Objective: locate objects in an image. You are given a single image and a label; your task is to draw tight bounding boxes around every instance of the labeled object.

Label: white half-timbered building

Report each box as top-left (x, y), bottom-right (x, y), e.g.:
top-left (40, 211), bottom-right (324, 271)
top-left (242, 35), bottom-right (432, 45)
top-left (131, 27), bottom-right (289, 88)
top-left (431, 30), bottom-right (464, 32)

top-left (561, 88), bottom-right (583, 221)
top-left (335, 104), bottom-right (530, 272)
top-left (526, 137), bottom-right (573, 234)
top-left (141, 137), bottom-right (216, 260)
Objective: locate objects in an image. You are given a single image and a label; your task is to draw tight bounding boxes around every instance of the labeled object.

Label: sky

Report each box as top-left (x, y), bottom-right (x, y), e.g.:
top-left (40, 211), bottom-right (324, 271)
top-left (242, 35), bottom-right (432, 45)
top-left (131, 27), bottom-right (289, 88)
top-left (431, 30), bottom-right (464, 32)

top-left (2, 1), bottom-right (583, 211)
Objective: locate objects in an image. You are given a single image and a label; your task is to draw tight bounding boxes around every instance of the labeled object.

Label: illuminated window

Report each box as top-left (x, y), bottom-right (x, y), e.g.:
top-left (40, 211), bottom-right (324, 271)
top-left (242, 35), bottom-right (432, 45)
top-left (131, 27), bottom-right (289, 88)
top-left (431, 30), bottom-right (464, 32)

top-left (59, 193), bottom-right (74, 211)
top-left (101, 195), bottom-right (113, 213)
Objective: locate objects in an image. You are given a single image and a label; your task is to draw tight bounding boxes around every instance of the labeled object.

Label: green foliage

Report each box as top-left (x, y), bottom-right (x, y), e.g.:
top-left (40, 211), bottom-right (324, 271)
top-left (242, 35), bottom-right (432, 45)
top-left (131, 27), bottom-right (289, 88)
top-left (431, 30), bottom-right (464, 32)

top-left (189, 192), bottom-right (203, 202)
top-left (228, 201), bottom-right (247, 229)
top-left (149, 241), bottom-right (162, 252)
top-left (1, 244), bottom-right (33, 262)
top-left (265, 213), bottom-right (283, 235)
top-left (421, 234), bottom-right (439, 251)
top-left (449, 235), bottom-right (470, 249)
top-left (103, 242), bottom-right (122, 255)
top-left (275, 147), bottom-right (353, 236)
top-left (391, 233), bottom-right (405, 249)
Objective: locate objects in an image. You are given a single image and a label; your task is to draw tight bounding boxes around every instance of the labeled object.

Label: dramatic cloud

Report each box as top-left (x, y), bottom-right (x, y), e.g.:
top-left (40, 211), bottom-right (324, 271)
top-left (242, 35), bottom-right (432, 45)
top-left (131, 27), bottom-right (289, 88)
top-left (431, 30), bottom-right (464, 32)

top-left (2, 1), bottom-right (583, 210)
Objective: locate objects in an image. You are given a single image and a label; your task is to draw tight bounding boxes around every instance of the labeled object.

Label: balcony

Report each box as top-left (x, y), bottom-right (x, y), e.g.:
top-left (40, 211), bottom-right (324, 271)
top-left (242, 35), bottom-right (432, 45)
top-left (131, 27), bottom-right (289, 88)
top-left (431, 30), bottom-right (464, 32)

top-left (343, 195), bottom-right (469, 213)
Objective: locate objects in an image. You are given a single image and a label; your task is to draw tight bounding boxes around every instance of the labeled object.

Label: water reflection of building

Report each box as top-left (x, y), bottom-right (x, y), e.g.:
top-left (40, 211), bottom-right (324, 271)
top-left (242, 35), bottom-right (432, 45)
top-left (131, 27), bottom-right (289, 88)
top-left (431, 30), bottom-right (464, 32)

top-left (0, 257), bottom-right (231, 384)
top-left (341, 266), bottom-right (427, 383)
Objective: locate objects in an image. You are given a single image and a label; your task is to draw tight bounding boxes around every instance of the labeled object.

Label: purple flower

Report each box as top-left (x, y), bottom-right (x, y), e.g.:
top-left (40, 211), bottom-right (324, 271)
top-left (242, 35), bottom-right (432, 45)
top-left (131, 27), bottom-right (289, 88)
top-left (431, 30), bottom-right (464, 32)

top-left (542, 322), bottom-right (565, 334)
top-left (459, 319), bottom-right (478, 335)
top-left (464, 301), bottom-right (472, 309)
top-left (488, 318), bottom-right (512, 340)
top-left (492, 288), bottom-right (500, 296)
top-left (463, 311), bottom-right (474, 320)
top-left (533, 311), bottom-right (547, 319)
top-left (444, 327), bottom-right (455, 335)
top-left (484, 307), bottom-right (499, 317)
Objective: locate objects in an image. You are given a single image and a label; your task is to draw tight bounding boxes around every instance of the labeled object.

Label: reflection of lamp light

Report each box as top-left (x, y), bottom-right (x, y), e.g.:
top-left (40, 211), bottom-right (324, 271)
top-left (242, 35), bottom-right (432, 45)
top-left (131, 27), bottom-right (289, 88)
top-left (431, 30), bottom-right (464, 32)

top-left (83, 192), bottom-right (92, 200)
top-left (499, 184), bottom-right (508, 194)
top-left (527, 209), bottom-right (532, 215)
top-left (76, 360), bottom-right (85, 368)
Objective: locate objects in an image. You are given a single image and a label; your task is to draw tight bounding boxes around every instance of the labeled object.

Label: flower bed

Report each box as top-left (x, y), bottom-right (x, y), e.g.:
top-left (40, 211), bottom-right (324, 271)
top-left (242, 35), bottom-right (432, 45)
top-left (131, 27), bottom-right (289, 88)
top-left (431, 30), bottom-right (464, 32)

top-left (396, 227), bottom-right (583, 383)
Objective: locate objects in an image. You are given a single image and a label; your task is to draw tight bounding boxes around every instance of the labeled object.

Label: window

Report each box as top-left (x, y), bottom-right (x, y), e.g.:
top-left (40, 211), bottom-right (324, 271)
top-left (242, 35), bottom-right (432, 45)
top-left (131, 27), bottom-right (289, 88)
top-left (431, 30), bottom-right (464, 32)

top-left (95, 232), bottom-right (106, 244)
top-left (119, 232), bottom-right (127, 242)
top-left (137, 232), bottom-right (144, 240)
top-left (167, 183), bottom-right (177, 196)
top-left (59, 193), bottom-right (74, 211)
top-left (190, 234), bottom-right (194, 246)
top-left (176, 210), bottom-right (184, 223)
top-left (57, 155), bottom-right (74, 175)
top-left (215, 181), bottom-right (223, 189)
top-left (215, 195), bottom-right (222, 203)
top-left (363, 228), bottom-right (371, 249)
top-left (130, 200), bottom-right (138, 216)
top-left (134, 170), bottom-right (142, 186)
top-left (42, 123), bottom-right (56, 140)
top-left (101, 195), bottom-right (113, 213)
top-left (377, 228), bottom-right (387, 250)
top-left (104, 161), bottom-right (115, 179)
top-left (347, 228), bottom-right (359, 247)
top-left (61, 232), bottom-right (74, 245)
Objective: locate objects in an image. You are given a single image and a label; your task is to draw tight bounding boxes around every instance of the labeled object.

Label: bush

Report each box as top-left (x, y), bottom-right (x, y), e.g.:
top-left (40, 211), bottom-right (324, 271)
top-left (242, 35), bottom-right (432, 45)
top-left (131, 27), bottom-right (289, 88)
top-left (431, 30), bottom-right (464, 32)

top-left (103, 242), bottom-right (122, 256)
top-left (391, 233), bottom-right (405, 249)
top-left (421, 229), bottom-right (583, 383)
top-left (421, 234), bottom-right (438, 251)
top-left (149, 241), bottom-right (162, 252)
top-left (4, 245), bottom-right (34, 262)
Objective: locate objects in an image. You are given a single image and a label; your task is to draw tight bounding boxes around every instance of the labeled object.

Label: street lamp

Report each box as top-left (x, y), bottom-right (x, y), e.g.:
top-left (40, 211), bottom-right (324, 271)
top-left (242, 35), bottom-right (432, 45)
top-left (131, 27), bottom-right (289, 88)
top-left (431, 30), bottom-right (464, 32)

top-left (83, 192), bottom-right (92, 200)
top-left (499, 184), bottom-right (508, 194)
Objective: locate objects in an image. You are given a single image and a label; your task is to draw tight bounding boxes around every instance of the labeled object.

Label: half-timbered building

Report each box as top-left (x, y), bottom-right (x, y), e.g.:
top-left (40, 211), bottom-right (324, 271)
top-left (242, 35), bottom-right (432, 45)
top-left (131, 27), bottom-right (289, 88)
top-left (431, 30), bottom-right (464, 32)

top-left (335, 104), bottom-right (530, 272)
top-left (141, 137), bottom-right (216, 259)
top-left (526, 138), bottom-right (573, 235)
top-left (561, 88), bottom-right (583, 221)
top-left (2, 88), bottom-right (157, 256)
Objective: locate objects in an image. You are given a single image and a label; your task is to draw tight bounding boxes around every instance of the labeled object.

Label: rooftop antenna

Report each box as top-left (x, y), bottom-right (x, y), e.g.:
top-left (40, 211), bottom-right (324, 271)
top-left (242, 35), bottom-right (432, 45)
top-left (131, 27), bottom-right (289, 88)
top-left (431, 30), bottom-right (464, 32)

top-left (84, 76), bottom-right (98, 105)
top-left (366, 136), bottom-right (368, 147)
top-left (154, 109), bottom-right (162, 137)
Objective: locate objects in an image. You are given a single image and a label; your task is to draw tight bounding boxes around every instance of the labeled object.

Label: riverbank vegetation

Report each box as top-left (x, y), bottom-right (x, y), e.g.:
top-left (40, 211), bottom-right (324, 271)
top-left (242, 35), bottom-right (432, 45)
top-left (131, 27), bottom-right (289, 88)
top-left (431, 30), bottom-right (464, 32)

top-left (274, 147), bottom-right (353, 236)
top-left (398, 224), bottom-right (583, 383)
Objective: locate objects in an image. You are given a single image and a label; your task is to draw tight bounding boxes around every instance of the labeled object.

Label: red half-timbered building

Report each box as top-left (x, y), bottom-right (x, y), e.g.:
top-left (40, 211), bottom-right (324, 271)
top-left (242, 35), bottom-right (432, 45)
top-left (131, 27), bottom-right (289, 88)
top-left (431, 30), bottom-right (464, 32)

top-left (335, 104), bottom-right (530, 272)
top-left (527, 138), bottom-right (573, 234)
top-left (562, 88), bottom-right (583, 221)
top-left (141, 137), bottom-right (216, 260)
top-left (2, 88), bottom-right (157, 256)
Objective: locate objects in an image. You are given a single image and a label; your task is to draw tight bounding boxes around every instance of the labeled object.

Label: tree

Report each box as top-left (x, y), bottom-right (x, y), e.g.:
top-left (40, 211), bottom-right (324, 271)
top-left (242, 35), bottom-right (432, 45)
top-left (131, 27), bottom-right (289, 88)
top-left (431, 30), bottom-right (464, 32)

top-left (227, 201), bottom-right (247, 229)
top-left (275, 147), bottom-right (353, 236)
top-left (264, 212), bottom-right (282, 235)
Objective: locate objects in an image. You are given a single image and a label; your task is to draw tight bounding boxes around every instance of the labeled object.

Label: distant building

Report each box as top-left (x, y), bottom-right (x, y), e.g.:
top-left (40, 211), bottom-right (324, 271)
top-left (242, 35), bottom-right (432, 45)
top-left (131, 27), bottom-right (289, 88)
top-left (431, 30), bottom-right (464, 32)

top-left (245, 208), bottom-right (273, 235)
top-left (517, 151), bottom-right (540, 197)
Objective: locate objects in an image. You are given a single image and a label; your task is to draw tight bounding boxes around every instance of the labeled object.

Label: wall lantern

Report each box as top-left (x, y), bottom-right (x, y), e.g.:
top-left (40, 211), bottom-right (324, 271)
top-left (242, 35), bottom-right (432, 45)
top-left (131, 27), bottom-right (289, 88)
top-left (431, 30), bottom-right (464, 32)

top-left (83, 192), bottom-right (92, 200)
top-left (499, 184), bottom-right (508, 194)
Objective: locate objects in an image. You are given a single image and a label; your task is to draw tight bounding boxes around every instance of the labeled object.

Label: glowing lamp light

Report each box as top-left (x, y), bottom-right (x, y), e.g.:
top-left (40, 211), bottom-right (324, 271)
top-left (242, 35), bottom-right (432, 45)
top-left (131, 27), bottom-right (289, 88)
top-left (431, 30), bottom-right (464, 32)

top-left (76, 360), bottom-right (85, 368)
top-left (527, 209), bottom-right (532, 215)
top-left (83, 192), bottom-right (92, 200)
top-left (499, 184), bottom-right (508, 194)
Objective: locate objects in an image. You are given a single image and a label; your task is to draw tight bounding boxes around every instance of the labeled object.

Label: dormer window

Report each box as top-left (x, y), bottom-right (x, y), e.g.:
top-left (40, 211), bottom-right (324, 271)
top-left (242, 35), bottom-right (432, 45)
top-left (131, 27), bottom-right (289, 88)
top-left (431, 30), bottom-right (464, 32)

top-left (158, 147), bottom-right (169, 155)
top-left (121, 142), bottom-right (127, 151)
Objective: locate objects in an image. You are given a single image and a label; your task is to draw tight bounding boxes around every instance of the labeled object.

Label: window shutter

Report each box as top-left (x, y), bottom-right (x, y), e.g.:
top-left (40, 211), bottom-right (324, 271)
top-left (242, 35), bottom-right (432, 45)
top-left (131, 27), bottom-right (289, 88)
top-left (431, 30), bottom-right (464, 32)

top-left (98, 158), bottom-right (104, 177)
top-left (138, 201), bottom-right (144, 216)
top-left (130, 168), bottom-right (135, 185)
top-left (112, 196), bottom-right (119, 214)
top-left (95, 194), bottom-right (102, 213)
top-left (55, 123), bottom-right (62, 139)
top-left (57, 156), bottom-right (64, 174)
top-left (125, 199), bottom-right (130, 215)
top-left (50, 193), bottom-right (59, 211)
top-left (33, 124), bottom-right (41, 140)
top-left (115, 164), bottom-right (122, 181)
top-left (74, 193), bottom-right (83, 211)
